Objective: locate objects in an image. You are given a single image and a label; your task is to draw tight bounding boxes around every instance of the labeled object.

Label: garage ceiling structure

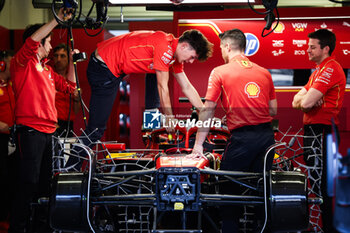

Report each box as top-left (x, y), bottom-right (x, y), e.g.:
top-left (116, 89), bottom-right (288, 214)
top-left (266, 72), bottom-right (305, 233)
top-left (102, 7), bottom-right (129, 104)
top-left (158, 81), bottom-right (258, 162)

top-left (30, 0), bottom-right (348, 24)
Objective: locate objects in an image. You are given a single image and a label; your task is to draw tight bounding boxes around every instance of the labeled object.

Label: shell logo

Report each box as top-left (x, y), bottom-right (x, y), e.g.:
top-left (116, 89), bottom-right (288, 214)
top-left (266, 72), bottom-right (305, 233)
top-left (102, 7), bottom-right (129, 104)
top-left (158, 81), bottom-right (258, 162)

top-left (272, 22), bottom-right (285, 34)
top-left (245, 82), bottom-right (260, 98)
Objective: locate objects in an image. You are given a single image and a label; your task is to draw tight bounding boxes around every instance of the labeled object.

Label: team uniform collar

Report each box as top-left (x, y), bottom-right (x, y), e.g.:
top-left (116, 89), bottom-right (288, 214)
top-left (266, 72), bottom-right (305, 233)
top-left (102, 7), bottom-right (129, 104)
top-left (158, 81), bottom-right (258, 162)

top-left (229, 54), bottom-right (249, 63)
top-left (316, 55), bottom-right (335, 70)
top-left (229, 54), bottom-right (252, 68)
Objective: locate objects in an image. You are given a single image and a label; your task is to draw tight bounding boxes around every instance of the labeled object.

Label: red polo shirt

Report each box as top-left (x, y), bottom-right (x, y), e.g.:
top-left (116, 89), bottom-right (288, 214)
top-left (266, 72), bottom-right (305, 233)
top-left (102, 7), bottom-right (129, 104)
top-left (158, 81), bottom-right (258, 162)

top-left (205, 54), bottom-right (276, 131)
top-left (55, 91), bottom-right (76, 121)
top-left (97, 31), bottom-right (184, 77)
top-left (303, 56), bottom-right (346, 125)
top-left (11, 37), bottom-right (76, 133)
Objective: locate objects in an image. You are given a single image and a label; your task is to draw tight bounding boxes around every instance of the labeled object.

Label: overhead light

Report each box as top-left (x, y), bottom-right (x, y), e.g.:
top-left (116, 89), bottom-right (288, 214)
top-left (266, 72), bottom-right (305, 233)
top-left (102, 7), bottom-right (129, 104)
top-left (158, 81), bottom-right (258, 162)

top-left (109, 0), bottom-right (253, 5)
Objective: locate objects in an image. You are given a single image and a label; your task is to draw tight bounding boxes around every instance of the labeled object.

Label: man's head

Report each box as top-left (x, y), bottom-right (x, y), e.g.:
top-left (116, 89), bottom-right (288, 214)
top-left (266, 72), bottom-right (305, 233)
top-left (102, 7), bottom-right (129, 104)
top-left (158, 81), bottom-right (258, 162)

top-left (307, 29), bottom-right (336, 64)
top-left (219, 29), bottom-right (246, 63)
top-left (176, 29), bottom-right (213, 64)
top-left (23, 23), bottom-right (53, 59)
top-left (0, 50), bottom-right (14, 81)
top-left (53, 43), bottom-right (69, 75)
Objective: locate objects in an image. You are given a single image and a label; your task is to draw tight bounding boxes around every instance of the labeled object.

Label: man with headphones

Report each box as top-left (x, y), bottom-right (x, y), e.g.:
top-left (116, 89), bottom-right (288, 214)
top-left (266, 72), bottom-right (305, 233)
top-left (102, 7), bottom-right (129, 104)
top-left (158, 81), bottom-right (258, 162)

top-left (8, 8), bottom-right (78, 233)
top-left (0, 50), bottom-right (15, 231)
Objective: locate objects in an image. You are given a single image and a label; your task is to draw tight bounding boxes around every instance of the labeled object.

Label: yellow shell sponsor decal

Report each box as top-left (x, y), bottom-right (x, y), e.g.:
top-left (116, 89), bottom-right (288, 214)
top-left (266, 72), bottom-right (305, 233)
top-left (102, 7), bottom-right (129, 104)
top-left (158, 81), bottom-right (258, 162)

top-left (36, 63), bottom-right (43, 72)
top-left (272, 21), bottom-right (285, 33)
top-left (245, 82), bottom-right (260, 98)
top-left (0, 88), bottom-right (3, 96)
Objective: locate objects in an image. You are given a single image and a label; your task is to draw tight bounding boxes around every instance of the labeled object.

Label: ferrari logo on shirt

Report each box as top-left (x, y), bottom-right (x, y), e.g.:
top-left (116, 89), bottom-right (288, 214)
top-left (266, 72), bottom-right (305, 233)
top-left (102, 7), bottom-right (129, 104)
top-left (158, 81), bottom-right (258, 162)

top-left (0, 88), bottom-right (3, 96)
top-left (245, 82), bottom-right (260, 98)
top-left (36, 63), bottom-right (43, 72)
top-left (239, 60), bottom-right (252, 68)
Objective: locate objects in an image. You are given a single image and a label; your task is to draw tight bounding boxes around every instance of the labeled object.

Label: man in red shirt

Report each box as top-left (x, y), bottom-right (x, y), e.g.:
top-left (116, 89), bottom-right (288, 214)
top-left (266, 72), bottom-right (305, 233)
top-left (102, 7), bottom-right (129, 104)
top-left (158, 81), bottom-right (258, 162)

top-left (292, 29), bottom-right (346, 233)
top-left (0, 50), bottom-right (15, 229)
top-left (192, 29), bottom-right (277, 233)
top-left (53, 43), bottom-right (80, 137)
top-left (81, 29), bottom-right (213, 147)
top-left (9, 8), bottom-right (77, 233)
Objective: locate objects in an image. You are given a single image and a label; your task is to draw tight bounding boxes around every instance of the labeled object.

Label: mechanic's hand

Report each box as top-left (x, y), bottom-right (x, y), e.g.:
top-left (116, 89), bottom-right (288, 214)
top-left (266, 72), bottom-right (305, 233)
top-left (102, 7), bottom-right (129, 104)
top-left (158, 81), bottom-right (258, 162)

top-left (164, 115), bottom-right (178, 133)
top-left (73, 88), bottom-right (79, 100)
top-left (70, 49), bottom-right (80, 61)
top-left (0, 122), bottom-right (9, 133)
top-left (192, 144), bottom-right (204, 156)
top-left (221, 115), bottom-right (227, 125)
top-left (57, 7), bottom-right (73, 21)
top-left (315, 98), bottom-right (324, 108)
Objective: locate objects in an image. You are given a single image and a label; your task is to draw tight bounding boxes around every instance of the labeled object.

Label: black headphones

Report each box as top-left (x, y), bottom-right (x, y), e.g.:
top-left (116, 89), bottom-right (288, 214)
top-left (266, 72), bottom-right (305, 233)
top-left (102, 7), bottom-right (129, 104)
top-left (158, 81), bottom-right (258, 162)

top-left (0, 51), bottom-right (7, 72)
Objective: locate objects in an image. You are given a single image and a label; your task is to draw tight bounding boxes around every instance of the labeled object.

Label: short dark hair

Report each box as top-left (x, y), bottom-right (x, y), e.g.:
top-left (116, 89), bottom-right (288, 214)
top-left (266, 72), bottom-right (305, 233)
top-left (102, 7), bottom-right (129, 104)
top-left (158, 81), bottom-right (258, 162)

top-left (53, 43), bottom-right (69, 55)
top-left (22, 23), bottom-right (52, 45)
top-left (0, 50), bottom-right (15, 61)
top-left (179, 29), bottom-right (213, 61)
top-left (219, 29), bottom-right (246, 52)
top-left (308, 29), bottom-right (336, 56)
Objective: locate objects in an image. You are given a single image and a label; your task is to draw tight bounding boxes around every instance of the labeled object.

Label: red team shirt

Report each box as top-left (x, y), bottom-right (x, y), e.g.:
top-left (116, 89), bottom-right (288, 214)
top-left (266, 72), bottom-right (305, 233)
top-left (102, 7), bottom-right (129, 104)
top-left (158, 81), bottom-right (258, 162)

top-left (0, 80), bottom-right (15, 134)
top-left (11, 37), bottom-right (76, 133)
top-left (97, 31), bottom-right (184, 77)
top-left (303, 56), bottom-right (346, 126)
top-left (205, 54), bottom-right (276, 131)
top-left (55, 91), bottom-right (76, 121)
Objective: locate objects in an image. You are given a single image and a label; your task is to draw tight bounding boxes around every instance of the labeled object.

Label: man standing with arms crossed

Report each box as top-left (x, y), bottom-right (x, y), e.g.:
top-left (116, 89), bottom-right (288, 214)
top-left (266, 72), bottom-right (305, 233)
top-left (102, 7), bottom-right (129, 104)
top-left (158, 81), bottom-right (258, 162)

top-left (192, 29), bottom-right (277, 233)
top-left (292, 29), bottom-right (346, 233)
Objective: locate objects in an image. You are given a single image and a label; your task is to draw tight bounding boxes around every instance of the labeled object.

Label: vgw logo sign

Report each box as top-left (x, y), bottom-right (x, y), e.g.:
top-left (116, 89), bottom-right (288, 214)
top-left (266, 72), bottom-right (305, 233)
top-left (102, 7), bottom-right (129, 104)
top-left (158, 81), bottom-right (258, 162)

top-left (143, 110), bottom-right (162, 129)
top-left (244, 33), bottom-right (260, 56)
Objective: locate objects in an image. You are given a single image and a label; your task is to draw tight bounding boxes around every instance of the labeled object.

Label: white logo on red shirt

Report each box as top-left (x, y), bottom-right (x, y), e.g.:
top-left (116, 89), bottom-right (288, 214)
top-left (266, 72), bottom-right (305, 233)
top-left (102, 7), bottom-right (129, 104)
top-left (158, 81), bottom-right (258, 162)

top-left (161, 47), bottom-right (174, 66)
top-left (207, 70), bottom-right (215, 89)
top-left (316, 67), bottom-right (333, 85)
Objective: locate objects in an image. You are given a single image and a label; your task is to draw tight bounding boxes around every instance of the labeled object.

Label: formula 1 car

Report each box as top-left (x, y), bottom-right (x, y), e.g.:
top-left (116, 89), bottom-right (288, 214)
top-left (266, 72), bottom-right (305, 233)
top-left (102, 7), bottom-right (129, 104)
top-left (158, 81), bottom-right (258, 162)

top-left (49, 123), bottom-right (322, 233)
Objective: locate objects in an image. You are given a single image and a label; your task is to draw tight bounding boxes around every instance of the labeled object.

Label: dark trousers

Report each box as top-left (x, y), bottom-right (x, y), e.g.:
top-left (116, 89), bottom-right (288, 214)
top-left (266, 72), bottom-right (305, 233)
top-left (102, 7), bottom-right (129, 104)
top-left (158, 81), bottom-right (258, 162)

top-left (8, 126), bottom-right (53, 233)
top-left (65, 52), bottom-right (122, 168)
top-left (56, 119), bottom-right (74, 138)
top-left (0, 133), bottom-right (15, 221)
top-left (303, 124), bottom-right (339, 233)
top-left (220, 123), bottom-right (275, 233)
top-left (145, 73), bottom-right (160, 110)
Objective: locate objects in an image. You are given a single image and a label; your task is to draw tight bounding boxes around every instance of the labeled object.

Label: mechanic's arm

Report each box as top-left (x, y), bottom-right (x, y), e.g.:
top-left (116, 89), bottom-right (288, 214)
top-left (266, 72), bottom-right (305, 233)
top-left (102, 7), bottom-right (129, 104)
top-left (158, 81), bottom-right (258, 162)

top-left (293, 88), bottom-right (324, 112)
top-left (173, 72), bottom-right (204, 110)
top-left (156, 70), bottom-right (173, 117)
top-left (31, 8), bottom-right (69, 42)
top-left (192, 100), bottom-right (217, 155)
top-left (269, 99), bottom-right (277, 116)
top-left (66, 49), bottom-right (78, 83)
top-left (292, 88), bottom-right (307, 109)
